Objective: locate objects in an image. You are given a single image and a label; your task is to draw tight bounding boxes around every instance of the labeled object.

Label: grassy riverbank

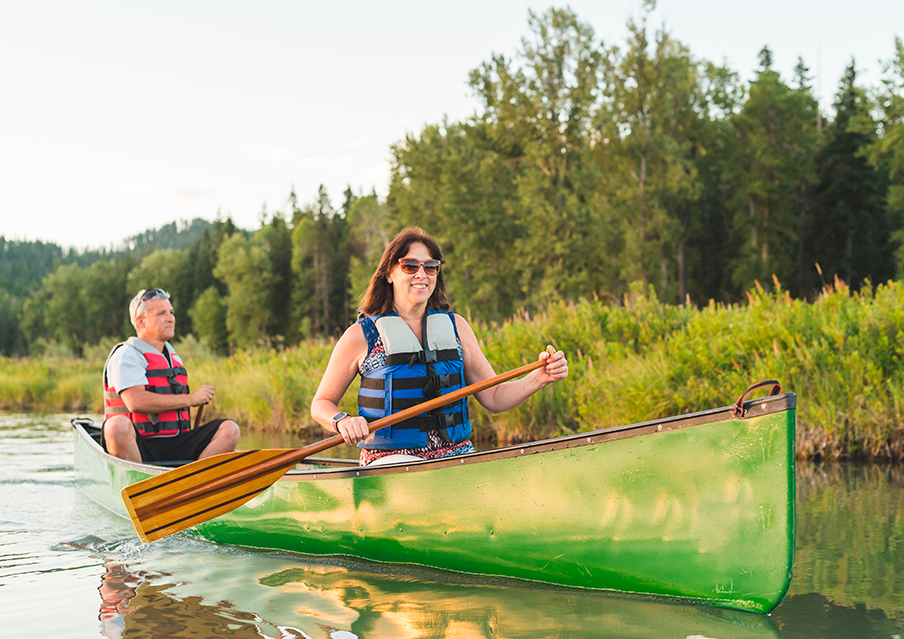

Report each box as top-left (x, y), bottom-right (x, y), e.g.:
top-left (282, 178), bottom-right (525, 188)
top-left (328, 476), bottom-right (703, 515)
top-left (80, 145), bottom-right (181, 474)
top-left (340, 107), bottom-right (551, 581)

top-left (3, 278), bottom-right (904, 460)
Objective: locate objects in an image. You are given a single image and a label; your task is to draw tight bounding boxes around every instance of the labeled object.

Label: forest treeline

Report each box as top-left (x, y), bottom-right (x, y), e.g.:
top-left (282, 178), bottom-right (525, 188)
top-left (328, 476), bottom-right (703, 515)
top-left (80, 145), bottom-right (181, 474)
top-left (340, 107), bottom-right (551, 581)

top-left (1, 5), bottom-right (903, 358)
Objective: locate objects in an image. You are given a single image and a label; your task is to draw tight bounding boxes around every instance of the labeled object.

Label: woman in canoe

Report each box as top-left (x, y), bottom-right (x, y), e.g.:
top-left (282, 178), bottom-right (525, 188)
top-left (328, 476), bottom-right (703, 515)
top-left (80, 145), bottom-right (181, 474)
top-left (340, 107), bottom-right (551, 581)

top-left (311, 226), bottom-right (568, 465)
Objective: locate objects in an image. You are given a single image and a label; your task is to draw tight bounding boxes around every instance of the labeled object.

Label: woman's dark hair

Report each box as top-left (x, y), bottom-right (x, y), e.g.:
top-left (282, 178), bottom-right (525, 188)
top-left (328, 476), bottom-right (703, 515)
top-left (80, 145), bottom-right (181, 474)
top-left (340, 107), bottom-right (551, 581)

top-left (358, 227), bottom-right (451, 316)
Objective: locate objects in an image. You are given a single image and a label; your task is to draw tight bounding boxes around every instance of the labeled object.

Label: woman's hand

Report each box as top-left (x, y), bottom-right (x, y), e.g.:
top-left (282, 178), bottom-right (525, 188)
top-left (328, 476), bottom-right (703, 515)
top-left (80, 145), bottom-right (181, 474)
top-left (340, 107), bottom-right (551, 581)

top-left (336, 415), bottom-right (376, 446)
top-left (539, 347), bottom-right (569, 383)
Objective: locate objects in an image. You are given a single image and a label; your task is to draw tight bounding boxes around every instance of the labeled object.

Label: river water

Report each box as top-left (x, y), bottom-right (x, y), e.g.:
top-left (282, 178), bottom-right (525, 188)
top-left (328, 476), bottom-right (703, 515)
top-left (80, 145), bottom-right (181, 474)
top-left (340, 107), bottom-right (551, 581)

top-left (1, 413), bottom-right (902, 639)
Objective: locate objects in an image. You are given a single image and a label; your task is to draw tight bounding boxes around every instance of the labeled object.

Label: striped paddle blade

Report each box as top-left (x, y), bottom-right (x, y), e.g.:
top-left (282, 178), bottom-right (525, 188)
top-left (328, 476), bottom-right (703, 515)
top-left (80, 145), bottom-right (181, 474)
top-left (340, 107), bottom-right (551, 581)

top-left (122, 448), bottom-right (302, 542)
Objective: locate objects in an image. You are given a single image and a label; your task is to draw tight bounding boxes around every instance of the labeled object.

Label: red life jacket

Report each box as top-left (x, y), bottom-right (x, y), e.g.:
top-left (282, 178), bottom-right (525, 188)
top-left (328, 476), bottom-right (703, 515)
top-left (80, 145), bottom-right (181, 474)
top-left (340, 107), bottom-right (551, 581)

top-left (103, 337), bottom-right (191, 438)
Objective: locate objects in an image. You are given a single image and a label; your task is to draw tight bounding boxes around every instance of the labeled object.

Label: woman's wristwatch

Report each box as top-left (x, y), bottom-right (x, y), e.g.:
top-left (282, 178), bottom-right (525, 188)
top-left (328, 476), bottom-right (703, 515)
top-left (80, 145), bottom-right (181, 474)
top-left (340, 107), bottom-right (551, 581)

top-left (332, 411), bottom-right (350, 432)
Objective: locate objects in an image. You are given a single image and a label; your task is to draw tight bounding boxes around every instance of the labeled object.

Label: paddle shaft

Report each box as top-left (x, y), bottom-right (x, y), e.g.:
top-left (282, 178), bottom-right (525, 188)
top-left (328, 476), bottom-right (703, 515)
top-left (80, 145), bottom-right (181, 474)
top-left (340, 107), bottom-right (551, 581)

top-left (123, 346), bottom-right (557, 542)
top-left (208, 346), bottom-right (558, 480)
top-left (303, 344), bottom-right (556, 459)
top-left (194, 403), bottom-right (206, 429)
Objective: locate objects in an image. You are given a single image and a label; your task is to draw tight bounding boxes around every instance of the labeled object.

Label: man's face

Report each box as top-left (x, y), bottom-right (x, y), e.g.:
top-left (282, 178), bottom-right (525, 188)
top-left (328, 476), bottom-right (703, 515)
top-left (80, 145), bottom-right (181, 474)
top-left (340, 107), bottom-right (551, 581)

top-left (137, 299), bottom-right (176, 343)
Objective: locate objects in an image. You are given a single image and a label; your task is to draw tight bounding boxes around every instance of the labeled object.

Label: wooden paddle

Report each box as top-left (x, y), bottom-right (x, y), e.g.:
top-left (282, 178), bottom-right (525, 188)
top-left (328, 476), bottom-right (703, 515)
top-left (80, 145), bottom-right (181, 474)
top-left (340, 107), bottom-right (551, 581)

top-left (194, 403), bottom-right (206, 429)
top-left (122, 346), bottom-right (557, 543)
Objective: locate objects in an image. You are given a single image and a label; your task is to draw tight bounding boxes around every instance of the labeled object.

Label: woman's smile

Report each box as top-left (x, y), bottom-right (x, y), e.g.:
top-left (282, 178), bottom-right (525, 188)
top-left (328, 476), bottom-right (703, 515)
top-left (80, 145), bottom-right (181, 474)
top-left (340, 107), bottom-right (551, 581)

top-left (390, 242), bottom-right (437, 305)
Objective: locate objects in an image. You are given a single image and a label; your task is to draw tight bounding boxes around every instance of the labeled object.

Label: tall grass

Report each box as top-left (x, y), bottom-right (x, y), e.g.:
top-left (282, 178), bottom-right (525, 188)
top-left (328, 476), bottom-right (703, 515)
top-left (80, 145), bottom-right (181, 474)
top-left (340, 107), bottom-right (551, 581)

top-left (190, 339), bottom-right (340, 432)
top-left (4, 279), bottom-right (904, 459)
top-left (464, 277), bottom-right (904, 459)
top-left (0, 357), bottom-right (98, 411)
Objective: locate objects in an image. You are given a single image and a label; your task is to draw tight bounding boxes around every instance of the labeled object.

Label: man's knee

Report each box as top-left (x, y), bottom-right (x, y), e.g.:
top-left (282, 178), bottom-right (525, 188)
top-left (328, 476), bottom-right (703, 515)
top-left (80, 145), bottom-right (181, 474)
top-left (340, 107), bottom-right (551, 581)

top-left (216, 420), bottom-right (240, 447)
top-left (104, 416), bottom-right (135, 443)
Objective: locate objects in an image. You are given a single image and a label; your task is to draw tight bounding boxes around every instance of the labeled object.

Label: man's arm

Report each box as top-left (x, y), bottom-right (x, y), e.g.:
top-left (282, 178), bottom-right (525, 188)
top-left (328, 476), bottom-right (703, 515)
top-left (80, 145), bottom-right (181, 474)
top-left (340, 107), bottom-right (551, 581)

top-left (120, 384), bottom-right (215, 414)
top-left (109, 345), bottom-right (215, 415)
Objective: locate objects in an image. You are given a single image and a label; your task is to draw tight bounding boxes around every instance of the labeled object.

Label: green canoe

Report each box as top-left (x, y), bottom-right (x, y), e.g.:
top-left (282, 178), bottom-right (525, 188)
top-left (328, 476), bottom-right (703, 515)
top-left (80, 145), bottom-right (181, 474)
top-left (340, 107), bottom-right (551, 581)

top-left (72, 388), bottom-right (795, 614)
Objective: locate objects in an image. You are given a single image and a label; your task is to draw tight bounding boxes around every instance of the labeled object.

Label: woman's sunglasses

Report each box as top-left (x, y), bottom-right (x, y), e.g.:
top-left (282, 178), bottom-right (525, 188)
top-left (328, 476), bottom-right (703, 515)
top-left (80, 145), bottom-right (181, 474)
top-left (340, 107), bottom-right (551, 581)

top-left (398, 258), bottom-right (442, 275)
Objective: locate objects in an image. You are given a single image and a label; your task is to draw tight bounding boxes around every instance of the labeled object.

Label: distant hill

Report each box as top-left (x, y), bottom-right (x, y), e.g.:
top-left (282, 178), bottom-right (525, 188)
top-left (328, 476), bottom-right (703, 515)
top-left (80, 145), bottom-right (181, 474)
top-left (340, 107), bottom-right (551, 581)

top-left (0, 218), bottom-right (215, 298)
top-left (119, 218), bottom-right (213, 254)
top-left (0, 238), bottom-right (72, 298)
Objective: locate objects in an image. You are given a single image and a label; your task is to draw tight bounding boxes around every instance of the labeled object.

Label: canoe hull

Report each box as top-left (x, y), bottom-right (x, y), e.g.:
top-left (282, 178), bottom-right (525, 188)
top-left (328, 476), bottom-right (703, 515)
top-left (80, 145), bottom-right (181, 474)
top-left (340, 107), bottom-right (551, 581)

top-left (73, 393), bottom-right (795, 613)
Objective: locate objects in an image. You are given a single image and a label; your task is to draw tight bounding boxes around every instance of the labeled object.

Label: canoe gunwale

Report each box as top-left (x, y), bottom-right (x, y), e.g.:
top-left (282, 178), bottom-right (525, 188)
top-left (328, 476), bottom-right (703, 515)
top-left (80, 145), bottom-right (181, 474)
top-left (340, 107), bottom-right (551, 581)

top-left (287, 392), bottom-right (796, 480)
top-left (72, 392), bottom-right (796, 482)
top-left (72, 418), bottom-right (165, 475)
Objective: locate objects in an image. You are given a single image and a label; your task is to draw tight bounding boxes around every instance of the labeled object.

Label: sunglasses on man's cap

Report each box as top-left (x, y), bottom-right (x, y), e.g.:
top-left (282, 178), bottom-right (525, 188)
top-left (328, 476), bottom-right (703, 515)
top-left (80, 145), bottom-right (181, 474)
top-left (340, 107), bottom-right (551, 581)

top-left (140, 288), bottom-right (170, 301)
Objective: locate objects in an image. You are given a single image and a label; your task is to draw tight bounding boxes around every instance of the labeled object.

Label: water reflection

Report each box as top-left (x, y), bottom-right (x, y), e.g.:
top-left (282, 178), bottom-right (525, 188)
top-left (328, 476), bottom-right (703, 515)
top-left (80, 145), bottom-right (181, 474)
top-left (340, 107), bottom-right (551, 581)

top-left (771, 463), bottom-right (904, 639)
top-left (65, 461), bottom-right (904, 639)
top-left (251, 560), bottom-right (783, 638)
top-left (773, 592), bottom-right (903, 639)
top-left (6, 414), bottom-right (904, 638)
top-left (59, 538), bottom-right (264, 638)
top-left (74, 540), bottom-right (783, 639)
top-left (97, 561), bottom-right (139, 637)
top-left (111, 578), bottom-right (265, 638)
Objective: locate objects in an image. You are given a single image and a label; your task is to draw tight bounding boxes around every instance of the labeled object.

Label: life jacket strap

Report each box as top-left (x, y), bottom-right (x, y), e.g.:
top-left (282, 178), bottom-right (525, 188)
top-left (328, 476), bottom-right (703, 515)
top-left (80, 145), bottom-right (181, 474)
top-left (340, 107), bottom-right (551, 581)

top-left (141, 417), bottom-right (162, 433)
top-left (366, 410), bottom-right (464, 433)
top-left (360, 388), bottom-right (464, 412)
top-left (384, 348), bottom-right (459, 367)
top-left (360, 372), bottom-right (462, 393)
top-left (145, 366), bottom-right (187, 378)
top-left (137, 418), bottom-right (189, 435)
top-left (145, 384), bottom-right (191, 395)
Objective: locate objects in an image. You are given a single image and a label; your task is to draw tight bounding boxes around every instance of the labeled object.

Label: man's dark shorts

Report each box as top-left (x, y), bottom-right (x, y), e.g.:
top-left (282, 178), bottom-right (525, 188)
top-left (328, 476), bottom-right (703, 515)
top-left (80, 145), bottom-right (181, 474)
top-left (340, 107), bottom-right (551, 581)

top-left (101, 419), bottom-right (229, 463)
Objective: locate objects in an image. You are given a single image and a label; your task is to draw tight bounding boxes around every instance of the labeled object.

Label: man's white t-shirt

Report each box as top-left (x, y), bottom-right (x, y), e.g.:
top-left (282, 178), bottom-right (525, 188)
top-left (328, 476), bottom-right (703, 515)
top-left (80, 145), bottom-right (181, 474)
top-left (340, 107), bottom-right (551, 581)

top-left (106, 342), bottom-right (171, 393)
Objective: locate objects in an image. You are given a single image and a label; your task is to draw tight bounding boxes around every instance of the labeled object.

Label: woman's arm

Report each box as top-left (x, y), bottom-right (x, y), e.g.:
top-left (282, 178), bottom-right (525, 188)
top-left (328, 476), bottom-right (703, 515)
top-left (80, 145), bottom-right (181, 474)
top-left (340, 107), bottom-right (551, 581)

top-left (310, 323), bottom-right (375, 445)
top-left (456, 315), bottom-right (568, 414)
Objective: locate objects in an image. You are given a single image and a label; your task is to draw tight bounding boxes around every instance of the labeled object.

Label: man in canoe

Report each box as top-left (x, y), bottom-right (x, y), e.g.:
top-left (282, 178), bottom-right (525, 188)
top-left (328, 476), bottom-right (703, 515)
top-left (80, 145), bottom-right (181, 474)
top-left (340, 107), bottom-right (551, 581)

top-left (101, 287), bottom-right (240, 463)
top-left (311, 227), bottom-right (568, 465)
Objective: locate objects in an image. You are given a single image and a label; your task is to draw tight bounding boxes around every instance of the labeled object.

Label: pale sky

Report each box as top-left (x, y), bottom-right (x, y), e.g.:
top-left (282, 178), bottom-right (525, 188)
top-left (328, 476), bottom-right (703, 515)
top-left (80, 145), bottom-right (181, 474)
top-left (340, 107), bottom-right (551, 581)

top-left (1, 0), bottom-right (901, 250)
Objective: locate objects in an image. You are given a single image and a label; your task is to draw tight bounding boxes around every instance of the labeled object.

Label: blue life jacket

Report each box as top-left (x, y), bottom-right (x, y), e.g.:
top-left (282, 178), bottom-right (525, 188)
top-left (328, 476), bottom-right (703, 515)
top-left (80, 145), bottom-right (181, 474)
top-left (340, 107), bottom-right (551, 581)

top-left (357, 310), bottom-right (471, 449)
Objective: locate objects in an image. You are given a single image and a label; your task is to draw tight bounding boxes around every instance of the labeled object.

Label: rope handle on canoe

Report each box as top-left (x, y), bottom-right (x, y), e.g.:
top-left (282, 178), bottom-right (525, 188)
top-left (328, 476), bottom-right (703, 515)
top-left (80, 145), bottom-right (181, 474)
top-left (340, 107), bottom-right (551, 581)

top-left (732, 380), bottom-right (782, 418)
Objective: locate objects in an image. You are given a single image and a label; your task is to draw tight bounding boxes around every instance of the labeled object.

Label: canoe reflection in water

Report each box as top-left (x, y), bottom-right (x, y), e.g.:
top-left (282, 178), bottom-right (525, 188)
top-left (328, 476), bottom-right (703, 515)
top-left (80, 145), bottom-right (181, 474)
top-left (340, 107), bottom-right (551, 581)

top-left (83, 545), bottom-right (785, 639)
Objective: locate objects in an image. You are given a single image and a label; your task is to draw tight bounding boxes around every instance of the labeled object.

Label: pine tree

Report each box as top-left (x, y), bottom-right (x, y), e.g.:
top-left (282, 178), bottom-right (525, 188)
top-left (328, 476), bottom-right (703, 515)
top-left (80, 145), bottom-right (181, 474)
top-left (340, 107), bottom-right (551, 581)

top-left (866, 37), bottom-right (904, 276)
top-left (346, 194), bottom-right (391, 310)
top-left (291, 186), bottom-right (351, 336)
top-left (726, 46), bottom-right (819, 296)
top-left (811, 61), bottom-right (891, 291)
top-left (255, 212), bottom-right (294, 343)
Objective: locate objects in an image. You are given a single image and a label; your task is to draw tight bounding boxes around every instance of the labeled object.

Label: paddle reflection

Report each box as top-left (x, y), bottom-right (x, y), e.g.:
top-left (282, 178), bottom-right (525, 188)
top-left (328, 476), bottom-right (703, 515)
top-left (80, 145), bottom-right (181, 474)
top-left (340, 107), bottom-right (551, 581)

top-left (88, 544), bottom-right (784, 639)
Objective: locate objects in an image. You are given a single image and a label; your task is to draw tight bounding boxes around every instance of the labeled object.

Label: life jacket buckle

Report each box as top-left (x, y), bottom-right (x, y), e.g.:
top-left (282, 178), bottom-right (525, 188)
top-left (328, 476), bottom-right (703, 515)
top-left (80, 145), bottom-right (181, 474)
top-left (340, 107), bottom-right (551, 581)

top-left (422, 377), bottom-right (440, 399)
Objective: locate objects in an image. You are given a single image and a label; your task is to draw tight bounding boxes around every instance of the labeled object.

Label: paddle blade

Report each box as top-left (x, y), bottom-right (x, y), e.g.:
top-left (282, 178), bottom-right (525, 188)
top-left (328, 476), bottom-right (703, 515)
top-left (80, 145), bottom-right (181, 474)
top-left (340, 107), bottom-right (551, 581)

top-left (122, 448), bottom-right (301, 542)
